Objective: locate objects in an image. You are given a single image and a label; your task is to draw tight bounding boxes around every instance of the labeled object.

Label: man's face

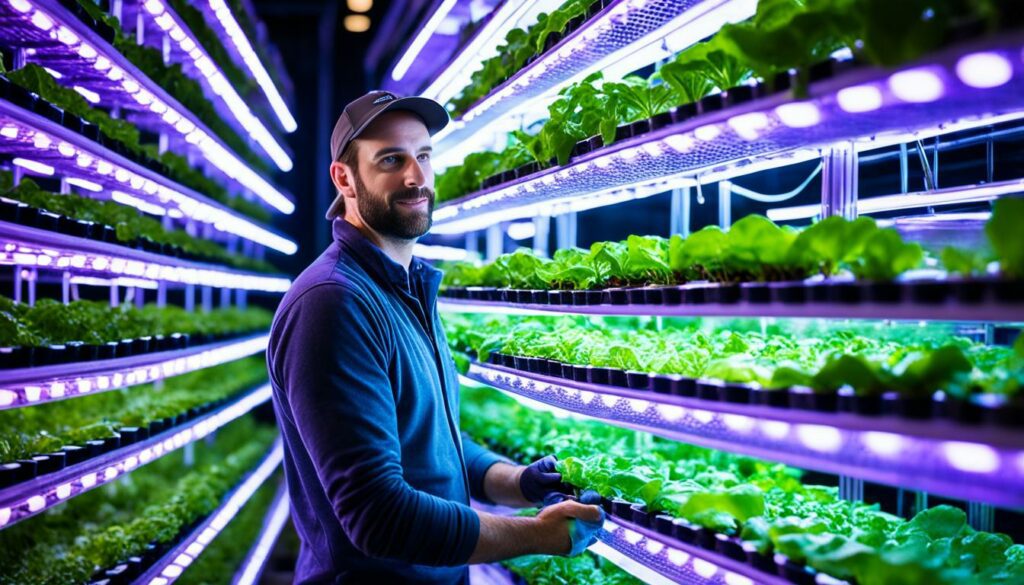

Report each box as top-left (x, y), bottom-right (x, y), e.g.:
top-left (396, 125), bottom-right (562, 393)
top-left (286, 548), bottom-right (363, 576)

top-left (346, 111), bottom-right (434, 240)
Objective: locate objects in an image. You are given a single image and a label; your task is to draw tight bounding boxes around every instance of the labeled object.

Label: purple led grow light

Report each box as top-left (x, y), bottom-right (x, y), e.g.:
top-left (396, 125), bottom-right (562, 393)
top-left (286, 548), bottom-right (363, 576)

top-left (0, 219), bottom-right (291, 291)
top-left (0, 384), bottom-right (272, 530)
top-left (0, 333), bottom-right (269, 410)
top-left (432, 0), bottom-right (757, 168)
top-left (0, 0), bottom-right (295, 214)
top-left (138, 440), bottom-right (283, 585)
top-left (0, 98), bottom-right (297, 254)
top-left (231, 485), bottom-right (290, 585)
top-left (437, 296), bottom-right (1024, 323)
top-left (120, 0), bottom-right (293, 171)
top-left (595, 515), bottom-right (793, 585)
top-left (432, 34), bottom-right (1024, 234)
top-left (466, 363), bottom-right (1024, 508)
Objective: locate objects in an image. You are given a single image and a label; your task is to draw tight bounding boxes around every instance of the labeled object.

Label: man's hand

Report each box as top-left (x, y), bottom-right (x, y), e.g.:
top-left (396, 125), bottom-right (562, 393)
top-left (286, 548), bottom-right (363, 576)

top-left (468, 496), bottom-right (605, 563)
top-left (519, 455), bottom-right (564, 503)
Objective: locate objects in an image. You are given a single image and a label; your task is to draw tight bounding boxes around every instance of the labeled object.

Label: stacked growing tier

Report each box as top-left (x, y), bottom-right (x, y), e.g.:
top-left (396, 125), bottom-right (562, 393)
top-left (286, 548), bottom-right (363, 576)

top-left (0, 0), bottom-right (295, 582)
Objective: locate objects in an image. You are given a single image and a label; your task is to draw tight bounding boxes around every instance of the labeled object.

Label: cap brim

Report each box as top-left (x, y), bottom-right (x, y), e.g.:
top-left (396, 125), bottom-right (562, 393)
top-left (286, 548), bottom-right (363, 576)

top-left (351, 96), bottom-right (450, 143)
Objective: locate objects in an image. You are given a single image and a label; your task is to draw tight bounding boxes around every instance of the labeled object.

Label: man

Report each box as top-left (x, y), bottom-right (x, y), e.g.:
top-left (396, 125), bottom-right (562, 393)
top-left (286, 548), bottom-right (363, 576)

top-left (267, 91), bottom-right (603, 584)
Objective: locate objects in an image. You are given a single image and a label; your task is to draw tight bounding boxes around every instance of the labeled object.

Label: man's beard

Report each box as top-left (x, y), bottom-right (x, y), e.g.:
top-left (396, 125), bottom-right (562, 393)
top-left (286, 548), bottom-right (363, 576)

top-left (353, 172), bottom-right (434, 240)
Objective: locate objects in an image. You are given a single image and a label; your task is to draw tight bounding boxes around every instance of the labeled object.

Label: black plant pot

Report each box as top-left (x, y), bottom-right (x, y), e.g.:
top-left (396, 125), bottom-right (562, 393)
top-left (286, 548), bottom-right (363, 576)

top-left (909, 281), bottom-right (950, 304)
top-left (608, 368), bottom-right (628, 388)
top-left (741, 282), bottom-right (771, 304)
top-left (626, 371), bottom-right (650, 391)
top-left (673, 519), bottom-right (699, 544)
top-left (35, 452), bottom-right (65, 474)
top-left (715, 534), bottom-right (747, 562)
top-left (572, 365), bottom-right (590, 383)
top-left (589, 367), bottom-right (614, 386)
top-left (750, 386), bottom-right (788, 408)
top-left (672, 377), bottom-right (698, 398)
top-left (61, 444), bottom-right (88, 465)
top-left (630, 503), bottom-right (651, 528)
top-left (697, 380), bottom-right (721, 402)
top-left (654, 514), bottom-right (676, 537)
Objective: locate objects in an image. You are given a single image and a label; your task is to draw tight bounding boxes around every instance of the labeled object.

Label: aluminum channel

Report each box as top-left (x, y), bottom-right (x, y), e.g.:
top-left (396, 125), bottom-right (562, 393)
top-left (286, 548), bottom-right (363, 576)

top-left (0, 384), bottom-right (272, 531)
top-left (432, 34), bottom-right (1024, 233)
top-left (0, 219), bottom-right (291, 291)
top-left (0, 0), bottom-right (295, 213)
top-left (136, 439), bottom-right (283, 585)
top-left (0, 98), bottom-right (297, 254)
top-left (0, 333), bottom-right (269, 410)
top-left (433, 0), bottom-right (756, 167)
top-left (468, 363), bottom-right (1024, 508)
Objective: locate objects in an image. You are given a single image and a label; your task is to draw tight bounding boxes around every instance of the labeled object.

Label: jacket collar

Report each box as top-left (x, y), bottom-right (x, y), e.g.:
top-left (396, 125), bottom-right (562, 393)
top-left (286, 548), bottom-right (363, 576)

top-left (332, 218), bottom-right (442, 300)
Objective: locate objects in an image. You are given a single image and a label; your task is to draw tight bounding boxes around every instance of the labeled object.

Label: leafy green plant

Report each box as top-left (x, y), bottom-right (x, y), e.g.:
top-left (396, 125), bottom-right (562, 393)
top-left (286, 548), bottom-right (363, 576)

top-left (0, 416), bottom-right (276, 585)
top-left (0, 356), bottom-right (269, 462)
top-left (3, 65), bottom-right (271, 224)
top-left (0, 295), bottom-right (272, 347)
top-left (986, 198), bottom-right (1024, 279)
top-left (461, 386), bottom-right (1024, 585)
top-left (0, 173), bottom-right (277, 273)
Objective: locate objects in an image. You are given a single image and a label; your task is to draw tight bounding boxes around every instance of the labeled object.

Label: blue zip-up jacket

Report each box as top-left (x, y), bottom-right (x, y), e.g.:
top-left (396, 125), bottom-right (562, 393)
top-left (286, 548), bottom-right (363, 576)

top-left (267, 219), bottom-right (505, 584)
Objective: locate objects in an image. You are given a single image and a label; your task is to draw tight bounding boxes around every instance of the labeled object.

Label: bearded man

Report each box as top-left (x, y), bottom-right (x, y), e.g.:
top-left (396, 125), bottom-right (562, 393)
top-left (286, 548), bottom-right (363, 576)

top-left (266, 92), bottom-right (602, 584)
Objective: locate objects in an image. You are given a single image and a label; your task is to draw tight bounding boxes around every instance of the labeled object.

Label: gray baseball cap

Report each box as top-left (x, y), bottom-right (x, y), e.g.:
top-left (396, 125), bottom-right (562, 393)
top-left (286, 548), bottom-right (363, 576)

top-left (327, 91), bottom-right (449, 220)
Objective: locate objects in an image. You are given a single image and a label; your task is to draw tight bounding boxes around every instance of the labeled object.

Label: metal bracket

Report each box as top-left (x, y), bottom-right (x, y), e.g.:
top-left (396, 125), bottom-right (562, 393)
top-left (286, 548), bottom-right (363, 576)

top-left (718, 181), bottom-right (732, 228)
top-left (62, 272), bottom-right (71, 305)
top-left (821, 143), bottom-right (858, 219)
top-left (157, 281), bottom-right (167, 308)
top-left (532, 214), bottom-right (550, 257)
top-left (486, 224), bottom-right (503, 261)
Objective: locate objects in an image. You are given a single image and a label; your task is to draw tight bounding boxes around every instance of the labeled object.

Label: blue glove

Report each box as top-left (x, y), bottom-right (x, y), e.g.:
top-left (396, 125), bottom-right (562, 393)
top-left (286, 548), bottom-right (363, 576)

top-left (543, 490), bottom-right (606, 556)
top-left (519, 455), bottom-right (564, 503)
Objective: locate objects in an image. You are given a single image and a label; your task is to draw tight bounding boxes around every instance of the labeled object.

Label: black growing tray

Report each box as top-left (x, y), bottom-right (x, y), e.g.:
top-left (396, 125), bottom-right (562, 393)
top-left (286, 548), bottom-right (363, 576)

top-left (0, 391), bottom-right (241, 490)
top-left (481, 353), bottom-right (1024, 428)
top-left (0, 329), bottom-right (260, 370)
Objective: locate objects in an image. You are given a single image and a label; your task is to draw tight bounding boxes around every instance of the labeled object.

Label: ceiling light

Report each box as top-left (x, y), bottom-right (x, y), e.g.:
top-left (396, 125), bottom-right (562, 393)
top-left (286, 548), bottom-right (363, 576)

top-left (347, 0), bottom-right (372, 12)
top-left (344, 14), bottom-right (371, 32)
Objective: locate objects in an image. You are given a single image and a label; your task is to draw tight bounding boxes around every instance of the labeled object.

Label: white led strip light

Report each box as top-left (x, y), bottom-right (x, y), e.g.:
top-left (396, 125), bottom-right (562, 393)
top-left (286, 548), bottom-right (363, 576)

top-left (204, 0), bottom-right (297, 133)
top-left (233, 490), bottom-right (291, 585)
top-left (0, 385), bottom-right (273, 530)
top-left (140, 0), bottom-right (293, 169)
top-left (146, 441), bottom-right (283, 585)
top-left (0, 119), bottom-right (297, 254)
top-left (0, 237), bottom-right (291, 291)
top-left (5, 0), bottom-right (295, 213)
top-left (0, 335), bottom-right (269, 409)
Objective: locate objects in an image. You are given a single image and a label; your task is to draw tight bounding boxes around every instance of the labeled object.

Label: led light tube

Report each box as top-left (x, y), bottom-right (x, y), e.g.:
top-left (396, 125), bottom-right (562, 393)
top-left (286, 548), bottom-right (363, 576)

top-left (0, 100), bottom-right (296, 253)
top-left (0, 0), bottom-right (295, 213)
top-left (140, 441), bottom-right (283, 585)
top-left (0, 222), bottom-right (291, 291)
top-left (390, 0), bottom-right (459, 82)
top-left (766, 179), bottom-right (1024, 222)
top-left (0, 334), bottom-right (269, 410)
top-left (412, 243), bottom-right (470, 261)
top-left (204, 0), bottom-right (296, 132)
top-left (232, 488), bottom-right (290, 585)
top-left (0, 385), bottom-right (273, 530)
top-left (140, 0), bottom-right (293, 168)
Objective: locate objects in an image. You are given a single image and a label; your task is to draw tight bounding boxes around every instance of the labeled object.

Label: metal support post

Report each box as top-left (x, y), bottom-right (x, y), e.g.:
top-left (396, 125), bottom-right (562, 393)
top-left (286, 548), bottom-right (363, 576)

top-left (486, 224), bottom-right (503, 261)
top-left (986, 139), bottom-right (995, 184)
top-left (62, 271), bottom-right (71, 305)
top-left (162, 33), bottom-right (171, 65)
top-left (555, 212), bottom-right (577, 250)
top-left (465, 233), bottom-right (478, 256)
top-left (184, 284), bottom-right (195, 311)
top-left (201, 286), bottom-right (213, 312)
top-left (839, 476), bottom-right (864, 503)
top-left (110, 283), bottom-right (119, 307)
top-left (158, 132), bottom-right (170, 156)
top-left (532, 214), bottom-right (550, 257)
top-left (821, 143), bottom-right (859, 219)
top-left (59, 178), bottom-right (70, 195)
top-left (183, 442), bottom-right (195, 467)
top-left (914, 491), bottom-right (929, 515)
top-left (899, 143), bottom-right (909, 194)
top-left (968, 501), bottom-right (995, 532)
top-left (111, 0), bottom-right (123, 23)
top-left (670, 187), bottom-right (691, 236)
top-left (136, 7), bottom-right (145, 45)
top-left (26, 269), bottom-right (35, 307)
top-left (718, 181), bottom-right (732, 228)
top-left (13, 267), bottom-right (21, 303)
top-left (236, 289), bottom-right (247, 310)
top-left (220, 287), bottom-right (231, 309)
top-left (914, 140), bottom-right (936, 192)
top-left (134, 286), bottom-right (145, 307)
top-left (156, 282), bottom-right (167, 308)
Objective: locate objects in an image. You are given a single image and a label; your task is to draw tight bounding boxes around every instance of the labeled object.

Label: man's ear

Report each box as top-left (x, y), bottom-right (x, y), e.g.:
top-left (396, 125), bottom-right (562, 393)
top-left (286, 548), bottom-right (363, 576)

top-left (329, 161), bottom-right (356, 198)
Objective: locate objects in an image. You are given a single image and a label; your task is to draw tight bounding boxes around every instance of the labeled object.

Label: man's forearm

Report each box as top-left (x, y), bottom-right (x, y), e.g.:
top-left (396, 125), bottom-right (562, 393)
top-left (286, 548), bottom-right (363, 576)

top-left (482, 462), bottom-right (532, 508)
top-left (467, 509), bottom-right (569, 564)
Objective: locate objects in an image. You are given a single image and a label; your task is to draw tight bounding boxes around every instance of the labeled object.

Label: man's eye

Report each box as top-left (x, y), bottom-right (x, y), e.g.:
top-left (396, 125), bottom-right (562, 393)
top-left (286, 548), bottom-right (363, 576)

top-left (382, 155), bottom-right (399, 165)
top-left (417, 153), bottom-right (431, 162)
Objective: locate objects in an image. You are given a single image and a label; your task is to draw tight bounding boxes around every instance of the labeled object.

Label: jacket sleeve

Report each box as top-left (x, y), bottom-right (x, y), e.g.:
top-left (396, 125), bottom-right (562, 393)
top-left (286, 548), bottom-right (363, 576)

top-left (461, 433), bottom-right (511, 504)
top-left (270, 283), bottom-right (479, 566)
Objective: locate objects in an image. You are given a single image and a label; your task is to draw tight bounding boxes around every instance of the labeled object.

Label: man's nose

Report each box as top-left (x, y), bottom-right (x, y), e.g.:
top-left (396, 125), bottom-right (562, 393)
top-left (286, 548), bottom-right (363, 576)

top-left (405, 158), bottom-right (426, 188)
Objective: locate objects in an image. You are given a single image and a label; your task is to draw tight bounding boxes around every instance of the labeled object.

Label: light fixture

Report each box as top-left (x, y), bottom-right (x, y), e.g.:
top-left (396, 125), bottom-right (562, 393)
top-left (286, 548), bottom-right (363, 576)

top-left (390, 0), bottom-right (457, 80)
top-left (347, 0), bottom-right (372, 12)
top-left (344, 14), bottom-right (371, 33)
